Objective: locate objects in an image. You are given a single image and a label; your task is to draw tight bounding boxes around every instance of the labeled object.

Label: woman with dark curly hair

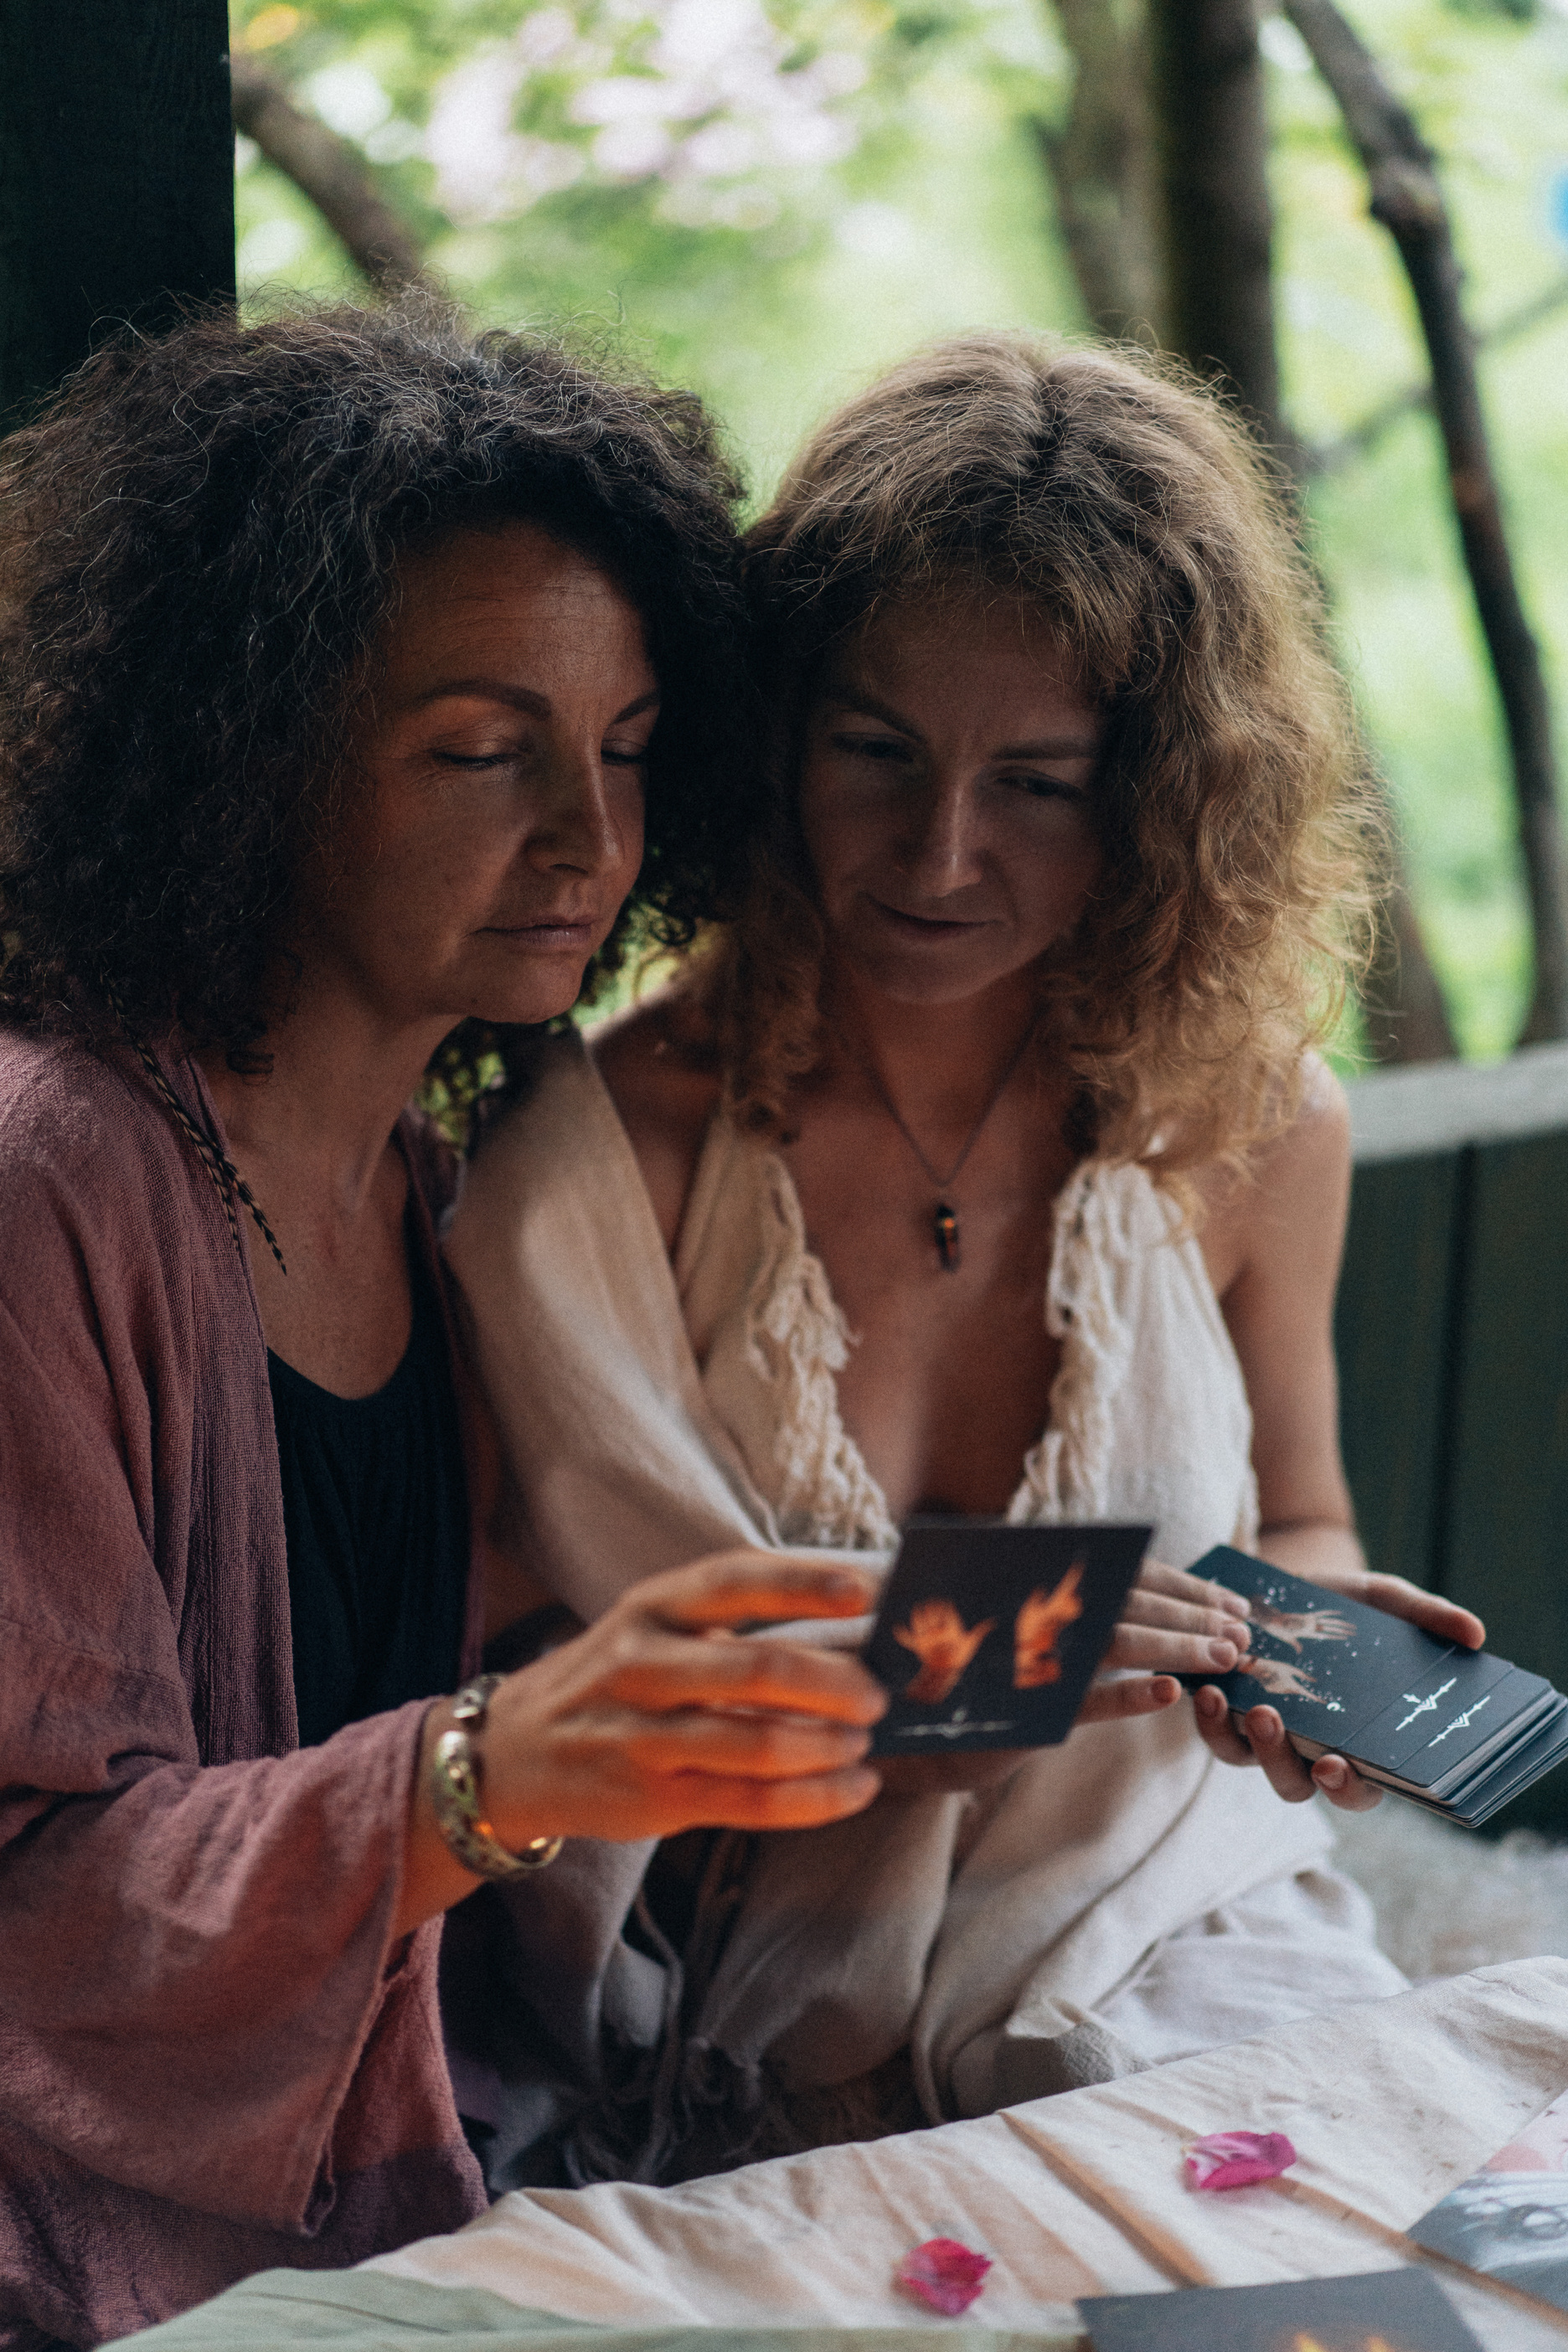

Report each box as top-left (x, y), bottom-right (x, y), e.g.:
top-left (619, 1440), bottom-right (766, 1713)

top-left (448, 333), bottom-right (1483, 2178)
top-left (0, 305), bottom-right (893, 2350)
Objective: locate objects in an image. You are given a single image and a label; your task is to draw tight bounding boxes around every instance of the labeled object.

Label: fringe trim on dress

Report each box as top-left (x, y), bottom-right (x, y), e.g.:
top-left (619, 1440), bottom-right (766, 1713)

top-left (741, 1154), bottom-right (898, 1552)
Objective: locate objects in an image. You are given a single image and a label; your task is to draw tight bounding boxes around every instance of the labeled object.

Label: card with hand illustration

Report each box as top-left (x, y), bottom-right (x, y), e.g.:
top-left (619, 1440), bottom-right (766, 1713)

top-left (862, 1519), bottom-right (1152, 1756)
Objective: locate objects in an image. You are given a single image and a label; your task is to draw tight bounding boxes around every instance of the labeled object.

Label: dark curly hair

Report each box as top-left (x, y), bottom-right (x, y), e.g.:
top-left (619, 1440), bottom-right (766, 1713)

top-left (0, 299), bottom-right (750, 1106)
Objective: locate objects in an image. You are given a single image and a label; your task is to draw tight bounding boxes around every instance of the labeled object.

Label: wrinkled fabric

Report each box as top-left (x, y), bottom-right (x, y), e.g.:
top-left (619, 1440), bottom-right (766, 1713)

top-left (353, 1957), bottom-right (1568, 2352)
top-left (442, 1029), bottom-right (1361, 2182)
top-left (0, 1030), bottom-right (487, 2351)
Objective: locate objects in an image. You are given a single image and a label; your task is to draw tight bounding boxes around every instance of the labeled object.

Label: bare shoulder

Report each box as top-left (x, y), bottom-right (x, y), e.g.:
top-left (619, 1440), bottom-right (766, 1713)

top-left (1197, 1055), bottom-right (1352, 1298)
top-left (590, 989), bottom-right (724, 1253)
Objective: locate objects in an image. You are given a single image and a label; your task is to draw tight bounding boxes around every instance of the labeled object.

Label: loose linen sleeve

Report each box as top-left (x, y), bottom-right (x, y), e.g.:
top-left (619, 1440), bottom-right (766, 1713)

top-left (0, 1050), bottom-right (461, 2237)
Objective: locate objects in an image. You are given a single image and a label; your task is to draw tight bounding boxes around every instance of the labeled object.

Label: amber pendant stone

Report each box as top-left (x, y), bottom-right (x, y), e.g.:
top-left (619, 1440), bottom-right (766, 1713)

top-left (933, 1202), bottom-right (961, 1272)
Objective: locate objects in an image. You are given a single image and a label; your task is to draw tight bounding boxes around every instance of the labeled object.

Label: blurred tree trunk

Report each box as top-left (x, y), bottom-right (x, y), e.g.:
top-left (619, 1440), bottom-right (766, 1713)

top-left (1361, 832), bottom-right (1461, 1063)
top-left (1034, 0), bottom-right (1163, 342)
top-left (0, 0), bottom-right (235, 424)
top-left (1143, 0), bottom-right (1283, 448)
top-left (1134, 0), bottom-right (1453, 1057)
top-left (1283, 0), bottom-right (1568, 1046)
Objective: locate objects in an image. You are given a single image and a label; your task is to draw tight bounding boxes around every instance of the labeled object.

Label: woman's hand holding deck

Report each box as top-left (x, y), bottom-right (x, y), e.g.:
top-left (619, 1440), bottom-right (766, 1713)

top-left (1192, 1549), bottom-right (1486, 1813)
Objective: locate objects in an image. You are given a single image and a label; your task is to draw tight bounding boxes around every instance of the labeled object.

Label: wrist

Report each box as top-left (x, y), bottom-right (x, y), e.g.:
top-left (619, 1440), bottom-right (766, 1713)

top-left (426, 1675), bottom-right (563, 1882)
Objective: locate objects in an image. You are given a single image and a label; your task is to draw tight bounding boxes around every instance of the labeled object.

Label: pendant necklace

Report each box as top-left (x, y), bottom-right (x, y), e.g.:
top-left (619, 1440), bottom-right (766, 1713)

top-left (855, 1022), bottom-right (1039, 1274)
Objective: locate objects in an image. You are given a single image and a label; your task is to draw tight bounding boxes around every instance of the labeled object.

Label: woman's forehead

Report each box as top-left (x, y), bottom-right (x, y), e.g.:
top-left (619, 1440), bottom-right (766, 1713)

top-left (817, 593), bottom-right (1099, 725)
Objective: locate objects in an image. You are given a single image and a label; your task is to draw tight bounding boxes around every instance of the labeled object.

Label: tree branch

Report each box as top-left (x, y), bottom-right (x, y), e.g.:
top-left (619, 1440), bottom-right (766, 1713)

top-left (230, 50), bottom-right (421, 293)
top-left (1312, 272), bottom-right (1568, 474)
top-left (1284, 0), bottom-right (1568, 1043)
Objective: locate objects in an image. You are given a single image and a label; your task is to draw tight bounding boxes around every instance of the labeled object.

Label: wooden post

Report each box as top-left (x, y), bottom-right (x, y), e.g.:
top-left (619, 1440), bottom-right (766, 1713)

top-left (0, 0), bottom-right (235, 425)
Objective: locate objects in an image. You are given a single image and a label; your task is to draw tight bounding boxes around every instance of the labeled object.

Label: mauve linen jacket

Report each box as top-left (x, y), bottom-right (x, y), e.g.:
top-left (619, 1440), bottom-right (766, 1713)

top-left (0, 1029), bottom-right (489, 2351)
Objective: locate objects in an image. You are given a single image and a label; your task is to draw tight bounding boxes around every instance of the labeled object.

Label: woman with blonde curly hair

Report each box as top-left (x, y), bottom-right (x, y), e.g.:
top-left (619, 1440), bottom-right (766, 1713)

top-left (446, 333), bottom-right (1481, 2184)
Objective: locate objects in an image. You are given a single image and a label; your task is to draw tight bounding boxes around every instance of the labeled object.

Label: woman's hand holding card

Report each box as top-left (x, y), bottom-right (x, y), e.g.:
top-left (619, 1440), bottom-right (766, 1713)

top-left (1096, 1555), bottom-right (1255, 1687)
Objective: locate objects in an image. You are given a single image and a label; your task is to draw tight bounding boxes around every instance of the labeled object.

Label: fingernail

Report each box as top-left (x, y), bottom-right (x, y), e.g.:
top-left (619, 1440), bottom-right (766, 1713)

top-left (1206, 1639), bottom-right (1238, 1667)
top-left (1219, 1591), bottom-right (1251, 1617)
top-left (1196, 1686), bottom-right (1224, 1718)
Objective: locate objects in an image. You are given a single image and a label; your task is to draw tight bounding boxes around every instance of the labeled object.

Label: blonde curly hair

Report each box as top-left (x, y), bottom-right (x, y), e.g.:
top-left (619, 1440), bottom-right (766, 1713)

top-left (702, 331), bottom-right (1379, 1179)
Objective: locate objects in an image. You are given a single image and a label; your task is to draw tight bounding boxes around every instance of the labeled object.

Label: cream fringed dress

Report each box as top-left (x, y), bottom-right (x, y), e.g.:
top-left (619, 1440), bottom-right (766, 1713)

top-left (443, 1029), bottom-right (1404, 2179)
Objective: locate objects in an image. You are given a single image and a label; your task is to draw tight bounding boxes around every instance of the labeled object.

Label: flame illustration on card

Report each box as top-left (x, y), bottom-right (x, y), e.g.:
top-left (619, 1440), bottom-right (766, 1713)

top-left (1291, 2339), bottom-right (1399, 2352)
top-left (865, 1520), bottom-right (1153, 1756)
top-left (1014, 1563), bottom-right (1086, 1688)
top-left (892, 1600), bottom-right (998, 1705)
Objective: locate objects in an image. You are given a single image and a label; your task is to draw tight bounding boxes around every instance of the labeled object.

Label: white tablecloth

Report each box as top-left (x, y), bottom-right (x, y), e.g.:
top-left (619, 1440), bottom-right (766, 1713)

top-left (369, 1959), bottom-right (1568, 2349)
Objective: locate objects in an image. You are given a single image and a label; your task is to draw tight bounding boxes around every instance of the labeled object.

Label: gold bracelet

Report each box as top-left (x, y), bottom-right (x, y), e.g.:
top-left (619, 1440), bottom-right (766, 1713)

top-left (427, 1674), bottom-right (563, 1880)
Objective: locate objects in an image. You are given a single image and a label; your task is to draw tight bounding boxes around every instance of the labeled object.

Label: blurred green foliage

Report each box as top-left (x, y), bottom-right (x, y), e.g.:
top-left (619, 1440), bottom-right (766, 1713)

top-left (231, 0), bottom-right (1568, 1059)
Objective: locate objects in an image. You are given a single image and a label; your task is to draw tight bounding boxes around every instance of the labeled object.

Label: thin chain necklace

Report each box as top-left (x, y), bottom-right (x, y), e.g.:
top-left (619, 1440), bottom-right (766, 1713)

top-left (854, 1020), bottom-right (1039, 1273)
top-left (104, 983), bottom-right (288, 1276)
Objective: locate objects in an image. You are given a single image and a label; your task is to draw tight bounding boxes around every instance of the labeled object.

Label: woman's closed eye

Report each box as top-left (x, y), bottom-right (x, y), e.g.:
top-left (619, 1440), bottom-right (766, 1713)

top-left (428, 735), bottom-right (651, 774)
top-left (999, 768), bottom-right (1091, 802)
top-left (830, 730), bottom-right (916, 765)
top-left (434, 746), bottom-right (518, 771)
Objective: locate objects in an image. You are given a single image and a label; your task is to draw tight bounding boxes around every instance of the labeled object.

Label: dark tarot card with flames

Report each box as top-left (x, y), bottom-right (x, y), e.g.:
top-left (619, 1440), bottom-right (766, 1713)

top-left (863, 1519), bottom-right (1151, 1756)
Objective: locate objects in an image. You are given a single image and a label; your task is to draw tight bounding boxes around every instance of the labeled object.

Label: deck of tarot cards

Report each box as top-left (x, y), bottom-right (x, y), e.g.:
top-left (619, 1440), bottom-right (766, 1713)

top-left (1184, 1546), bottom-right (1568, 1828)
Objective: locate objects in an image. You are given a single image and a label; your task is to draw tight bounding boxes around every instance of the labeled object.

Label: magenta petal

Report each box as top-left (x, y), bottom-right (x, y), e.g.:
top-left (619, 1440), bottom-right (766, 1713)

top-left (1184, 2129), bottom-right (1297, 2190)
top-left (895, 2238), bottom-right (993, 2314)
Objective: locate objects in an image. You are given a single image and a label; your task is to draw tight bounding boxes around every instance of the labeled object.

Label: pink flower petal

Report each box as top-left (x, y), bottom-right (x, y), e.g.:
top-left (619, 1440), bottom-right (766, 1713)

top-left (1184, 2129), bottom-right (1297, 2190)
top-left (895, 2237), bottom-right (993, 2314)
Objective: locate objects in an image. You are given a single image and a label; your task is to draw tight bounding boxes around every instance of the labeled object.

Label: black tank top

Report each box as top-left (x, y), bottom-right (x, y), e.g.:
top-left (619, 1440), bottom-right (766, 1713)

top-left (270, 1228), bottom-right (469, 1748)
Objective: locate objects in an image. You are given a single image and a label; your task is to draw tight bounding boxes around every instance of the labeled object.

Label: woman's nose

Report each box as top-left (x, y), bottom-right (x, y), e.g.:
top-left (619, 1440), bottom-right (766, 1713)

top-left (896, 779), bottom-right (983, 895)
top-left (529, 747), bottom-right (632, 874)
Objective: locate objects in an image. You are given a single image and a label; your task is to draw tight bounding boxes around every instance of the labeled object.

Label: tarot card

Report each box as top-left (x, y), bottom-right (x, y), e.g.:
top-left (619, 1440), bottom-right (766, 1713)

top-left (1183, 1547), bottom-right (1455, 1746)
top-left (862, 1519), bottom-right (1151, 1756)
top-left (1411, 2084), bottom-right (1568, 2310)
top-left (1077, 2267), bottom-right (1483, 2351)
top-left (1443, 1700), bottom-right (1568, 1826)
top-left (1349, 1651), bottom-right (1523, 1785)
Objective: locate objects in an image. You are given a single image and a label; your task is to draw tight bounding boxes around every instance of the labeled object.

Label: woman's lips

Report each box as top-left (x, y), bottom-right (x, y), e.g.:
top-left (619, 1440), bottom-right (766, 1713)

top-left (869, 898), bottom-right (987, 941)
top-left (481, 918), bottom-right (599, 950)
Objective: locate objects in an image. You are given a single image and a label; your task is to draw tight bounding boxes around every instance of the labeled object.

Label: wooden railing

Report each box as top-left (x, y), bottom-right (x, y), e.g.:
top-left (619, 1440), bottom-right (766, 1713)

top-left (1340, 1044), bottom-right (1568, 1829)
